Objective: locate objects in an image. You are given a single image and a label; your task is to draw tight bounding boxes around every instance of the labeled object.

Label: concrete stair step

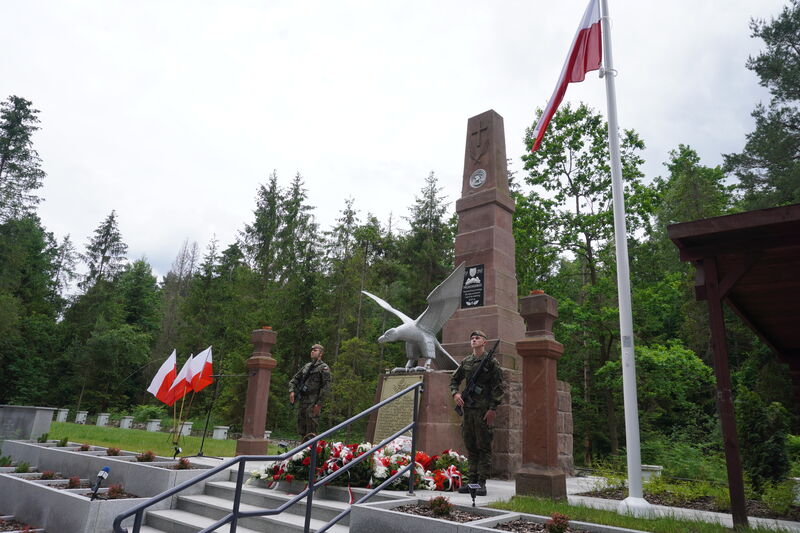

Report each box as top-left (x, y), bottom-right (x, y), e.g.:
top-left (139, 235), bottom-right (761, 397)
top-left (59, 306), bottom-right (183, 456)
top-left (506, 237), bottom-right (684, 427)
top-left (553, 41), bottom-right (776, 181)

top-left (144, 508), bottom-right (263, 533)
top-left (174, 493), bottom-right (349, 533)
top-left (205, 481), bottom-right (350, 523)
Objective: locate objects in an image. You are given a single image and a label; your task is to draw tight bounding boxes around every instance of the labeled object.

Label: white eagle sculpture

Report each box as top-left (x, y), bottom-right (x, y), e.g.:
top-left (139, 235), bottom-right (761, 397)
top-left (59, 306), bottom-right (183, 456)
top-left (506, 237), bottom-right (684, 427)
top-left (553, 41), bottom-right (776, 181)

top-left (362, 262), bottom-right (464, 372)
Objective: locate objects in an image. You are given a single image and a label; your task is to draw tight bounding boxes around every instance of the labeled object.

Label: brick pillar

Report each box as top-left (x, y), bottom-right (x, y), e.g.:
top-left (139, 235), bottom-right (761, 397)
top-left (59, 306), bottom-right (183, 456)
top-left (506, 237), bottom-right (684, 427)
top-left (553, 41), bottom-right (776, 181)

top-left (514, 292), bottom-right (567, 499)
top-left (236, 327), bottom-right (278, 456)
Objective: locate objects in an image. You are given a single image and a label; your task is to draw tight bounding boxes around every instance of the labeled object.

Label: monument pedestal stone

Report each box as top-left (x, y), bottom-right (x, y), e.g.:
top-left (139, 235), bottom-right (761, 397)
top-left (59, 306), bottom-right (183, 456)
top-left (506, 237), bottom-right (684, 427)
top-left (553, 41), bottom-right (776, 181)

top-left (236, 328), bottom-right (278, 456)
top-left (365, 372), bottom-right (465, 456)
top-left (441, 110), bottom-right (525, 478)
top-left (515, 293), bottom-right (567, 499)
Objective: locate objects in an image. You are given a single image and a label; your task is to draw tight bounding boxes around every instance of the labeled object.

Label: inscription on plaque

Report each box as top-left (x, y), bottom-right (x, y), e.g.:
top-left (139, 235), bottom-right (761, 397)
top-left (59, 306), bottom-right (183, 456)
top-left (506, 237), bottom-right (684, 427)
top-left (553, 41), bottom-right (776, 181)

top-left (461, 264), bottom-right (484, 308)
top-left (372, 374), bottom-right (424, 444)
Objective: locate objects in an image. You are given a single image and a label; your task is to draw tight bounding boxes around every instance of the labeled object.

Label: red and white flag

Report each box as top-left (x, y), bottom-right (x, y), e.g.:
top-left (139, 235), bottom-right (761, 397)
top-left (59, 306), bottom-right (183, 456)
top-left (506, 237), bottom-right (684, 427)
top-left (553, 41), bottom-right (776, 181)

top-left (163, 354), bottom-right (194, 406)
top-left (146, 350), bottom-right (177, 405)
top-left (531, 0), bottom-right (602, 151)
top-left (190, 346), bottom-right (214, 393)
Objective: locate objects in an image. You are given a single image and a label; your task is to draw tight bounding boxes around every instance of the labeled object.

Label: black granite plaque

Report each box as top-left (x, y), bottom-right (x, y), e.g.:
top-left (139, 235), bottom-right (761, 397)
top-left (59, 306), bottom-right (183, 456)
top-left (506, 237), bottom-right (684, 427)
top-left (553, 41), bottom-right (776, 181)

top-left (461, 264), bottom-right (484, 308)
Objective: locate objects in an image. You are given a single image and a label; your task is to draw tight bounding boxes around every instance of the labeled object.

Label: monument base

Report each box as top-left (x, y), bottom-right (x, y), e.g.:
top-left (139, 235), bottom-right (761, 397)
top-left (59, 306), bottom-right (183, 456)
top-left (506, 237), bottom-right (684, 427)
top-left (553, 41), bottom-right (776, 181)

top-left (515, 464), bottom-right (567, 500)
top-left (235, 437), bottom-right (269, 456)
top-left (366, 372), bottom-right (465, 458)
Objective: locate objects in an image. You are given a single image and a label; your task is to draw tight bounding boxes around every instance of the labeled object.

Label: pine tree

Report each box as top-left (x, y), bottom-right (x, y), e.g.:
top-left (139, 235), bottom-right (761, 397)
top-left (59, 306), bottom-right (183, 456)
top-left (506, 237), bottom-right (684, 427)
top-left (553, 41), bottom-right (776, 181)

top-left (80, 210), bottom-right (128, 290)
top-left (0, 96), bottom-right (45, 221)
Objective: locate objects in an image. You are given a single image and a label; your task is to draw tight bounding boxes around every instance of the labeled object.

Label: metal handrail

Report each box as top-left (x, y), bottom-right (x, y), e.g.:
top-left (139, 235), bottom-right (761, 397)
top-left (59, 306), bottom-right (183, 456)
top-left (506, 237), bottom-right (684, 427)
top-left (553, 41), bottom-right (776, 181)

top-left (113, 381), bottom-right (424, 533)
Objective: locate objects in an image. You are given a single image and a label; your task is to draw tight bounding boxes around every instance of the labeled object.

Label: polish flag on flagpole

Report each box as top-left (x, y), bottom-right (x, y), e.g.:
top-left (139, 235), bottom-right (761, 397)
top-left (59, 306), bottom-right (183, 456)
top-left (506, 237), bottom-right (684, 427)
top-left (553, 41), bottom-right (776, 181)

top-left (190, 346), bottom-right (214, 393)
top-left (531, 0), bottom-right (602, 151)
top-left (163, 354), bottom-right (194, 406)
top-left (146, 350), bottom-right (177, 405)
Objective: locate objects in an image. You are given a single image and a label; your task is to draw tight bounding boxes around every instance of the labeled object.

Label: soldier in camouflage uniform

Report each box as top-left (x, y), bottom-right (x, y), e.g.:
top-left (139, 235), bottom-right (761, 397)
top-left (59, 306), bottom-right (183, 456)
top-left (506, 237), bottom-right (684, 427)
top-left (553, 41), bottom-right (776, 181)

top-left (450, 330), bottom-right (504, 496)
top-left (289, 344), bottom-right (332, 441)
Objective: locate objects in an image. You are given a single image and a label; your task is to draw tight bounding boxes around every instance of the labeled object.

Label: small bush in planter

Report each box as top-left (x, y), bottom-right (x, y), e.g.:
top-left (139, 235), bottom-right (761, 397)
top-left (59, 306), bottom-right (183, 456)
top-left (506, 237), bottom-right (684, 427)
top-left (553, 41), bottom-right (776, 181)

top-left (67, 476), bottom-right (81, 489)
top-left (79, 443), bottom-right (91, 451)
top-left (15, 462), bottom-right (30, 473)
top-left (136, 450), bottom-right (156, 462)
top-left (107, 484), bottom-right (125, 499)
top-left (428, 496), bottom-right (453, 517)
top-left (546, 512), bottom-right (570, 533)
top-left (106, 447), bottom-right (121, 456)
top-left (175, 457), bottom-right (191, 470)
top-left (0, 455), bottom-right (12, 467)
top-left (36, 433), bottom-right (49, 443)
top-left (40, 470), bottom-right (56, 480)
top-left (58, 437), bottom-right (69, 447)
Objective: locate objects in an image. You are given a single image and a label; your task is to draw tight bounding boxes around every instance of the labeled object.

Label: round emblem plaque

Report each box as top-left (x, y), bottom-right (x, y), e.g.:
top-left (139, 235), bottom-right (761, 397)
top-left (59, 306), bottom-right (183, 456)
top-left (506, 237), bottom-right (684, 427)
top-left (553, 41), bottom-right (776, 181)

top-left (469, 169), bottom-right (487, 189)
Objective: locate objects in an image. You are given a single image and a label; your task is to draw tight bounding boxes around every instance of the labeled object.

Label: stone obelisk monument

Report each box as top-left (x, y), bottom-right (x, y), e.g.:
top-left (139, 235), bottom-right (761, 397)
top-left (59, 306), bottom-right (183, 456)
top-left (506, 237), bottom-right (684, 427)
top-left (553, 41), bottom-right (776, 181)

top-left (442, 109), bottom-right (526, 478)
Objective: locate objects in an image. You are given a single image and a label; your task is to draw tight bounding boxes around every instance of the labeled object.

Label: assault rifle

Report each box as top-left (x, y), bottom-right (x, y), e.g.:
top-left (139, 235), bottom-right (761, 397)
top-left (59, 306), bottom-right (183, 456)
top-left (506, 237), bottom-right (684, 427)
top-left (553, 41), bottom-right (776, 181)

top-left (291, 361), bottom-right (319, 405)
top-left (454, 338), bottom-right (500, 416)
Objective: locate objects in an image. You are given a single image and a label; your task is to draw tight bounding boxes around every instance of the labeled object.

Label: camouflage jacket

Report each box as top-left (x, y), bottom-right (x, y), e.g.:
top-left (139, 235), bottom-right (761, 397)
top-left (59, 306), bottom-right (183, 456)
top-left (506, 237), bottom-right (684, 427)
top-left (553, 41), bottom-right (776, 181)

top-left (289, 360), bottom-right (332, 405)
top-left (449, 352), bottom-right (504, 410)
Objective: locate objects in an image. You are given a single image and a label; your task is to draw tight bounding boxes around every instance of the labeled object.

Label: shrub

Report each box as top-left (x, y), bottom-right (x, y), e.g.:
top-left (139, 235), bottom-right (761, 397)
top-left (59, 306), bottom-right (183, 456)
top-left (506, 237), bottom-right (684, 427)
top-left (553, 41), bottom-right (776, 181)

top-left (132, 404), bottom-right (165, 423)
top-left (735, 386), bottom-right (791, 493)
top-left (0, 455), bottom-right (12, 467)
top-left (107, 484), bottom-right (125, 499)
top-left (15, 462), bottom-right (30, 473)
top-left (428, 495), bottom-right (452, 517)
top-left (40, 470), bottom-right (55, 480)
top-left (67, 476), bottom-right (81, 489)
top-left (106, 447), bottom-right (121, 456)
top-left (546, 512), bottom-right (570, 533)
top-left (175, 457), bottom-right (191, 470)
top-left (762, 481), bottom-right (796, 516)
top-left (136, 450), bottom-right (156, 462)
top-left (58, 437), bottom-right (69, 447)
top-left (79, 443), bottom-right (91, 451)
top-left (36, 433), bottom-right (49, 443)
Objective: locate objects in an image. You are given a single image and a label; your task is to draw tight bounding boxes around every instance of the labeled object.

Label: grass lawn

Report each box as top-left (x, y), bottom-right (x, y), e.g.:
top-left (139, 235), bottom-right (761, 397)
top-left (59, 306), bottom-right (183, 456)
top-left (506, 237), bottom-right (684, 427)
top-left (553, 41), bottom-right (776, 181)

top-left (47, 422), bottom-right (283, 459)
top-left (490, 496), bottom-right (791, 533)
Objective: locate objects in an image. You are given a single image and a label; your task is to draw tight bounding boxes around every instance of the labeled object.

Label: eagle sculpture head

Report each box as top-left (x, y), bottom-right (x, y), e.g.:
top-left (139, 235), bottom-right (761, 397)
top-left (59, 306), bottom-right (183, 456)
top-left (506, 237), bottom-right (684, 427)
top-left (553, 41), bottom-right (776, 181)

top-left (378, 327), bottom-right (398, 343)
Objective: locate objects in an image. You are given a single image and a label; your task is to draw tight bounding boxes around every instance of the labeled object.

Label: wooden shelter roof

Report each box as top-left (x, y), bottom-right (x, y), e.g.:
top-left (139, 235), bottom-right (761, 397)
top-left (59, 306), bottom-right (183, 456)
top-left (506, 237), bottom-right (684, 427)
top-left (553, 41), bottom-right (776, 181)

top-left (668, 203), bottom-right (800, 358)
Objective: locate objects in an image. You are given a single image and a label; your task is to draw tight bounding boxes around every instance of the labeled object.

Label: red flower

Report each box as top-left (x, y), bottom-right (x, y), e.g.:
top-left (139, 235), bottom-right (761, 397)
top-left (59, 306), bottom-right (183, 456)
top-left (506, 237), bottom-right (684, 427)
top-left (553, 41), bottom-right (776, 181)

top-left (285, 474), bottom-right (294, 482)
top-left (390, 469), bottom-right (398, 476)
top-left (273, 474), bottom-right (281, 480)
top-left (302, 457), bottom-right (311, 466)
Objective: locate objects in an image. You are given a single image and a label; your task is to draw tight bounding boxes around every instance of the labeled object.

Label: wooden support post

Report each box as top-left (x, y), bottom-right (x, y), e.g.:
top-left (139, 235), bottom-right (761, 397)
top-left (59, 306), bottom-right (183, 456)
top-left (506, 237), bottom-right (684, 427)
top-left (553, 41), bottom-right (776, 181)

top-left (704, 258), bottom-right (748, 529)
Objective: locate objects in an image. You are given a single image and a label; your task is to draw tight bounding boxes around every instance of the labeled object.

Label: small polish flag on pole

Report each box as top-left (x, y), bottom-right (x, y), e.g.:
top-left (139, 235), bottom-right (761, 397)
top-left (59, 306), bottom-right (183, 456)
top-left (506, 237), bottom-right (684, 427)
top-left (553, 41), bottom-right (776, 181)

top-left (190, 346), bottom-right (214, 393)
top-left (146, 350), bottom-right (177, 405)
top-left (531, 0), bottom-right (602, 151)
top-left (163, 354), bottom-right (194, 406)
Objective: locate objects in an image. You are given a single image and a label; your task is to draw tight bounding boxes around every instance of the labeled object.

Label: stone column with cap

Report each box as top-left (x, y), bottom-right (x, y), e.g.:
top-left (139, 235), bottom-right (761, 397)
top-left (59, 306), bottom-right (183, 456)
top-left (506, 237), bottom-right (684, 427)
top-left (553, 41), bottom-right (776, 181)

top-left (514, 291), bottom-right (567, 498)
top-left (235, 327), bottom-right (278, 456)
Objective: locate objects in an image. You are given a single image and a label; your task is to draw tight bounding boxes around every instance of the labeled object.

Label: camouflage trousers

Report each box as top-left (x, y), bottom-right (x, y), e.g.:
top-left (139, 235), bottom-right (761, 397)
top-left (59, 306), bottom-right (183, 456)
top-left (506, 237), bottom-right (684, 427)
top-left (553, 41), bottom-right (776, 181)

top-left (297, 403), bottom-right (320, 440)
top-left (461, 407), bottom-right (494, 483)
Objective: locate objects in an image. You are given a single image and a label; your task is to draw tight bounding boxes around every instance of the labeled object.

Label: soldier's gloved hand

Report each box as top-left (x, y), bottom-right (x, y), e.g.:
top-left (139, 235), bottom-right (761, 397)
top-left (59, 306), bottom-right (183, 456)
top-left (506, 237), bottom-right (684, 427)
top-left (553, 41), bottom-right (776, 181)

top-left (312, 404), bottom-right (321, 416)
top-left (484, 409), bottom-right (496, 427)
top-left (453, 393), bottom-right (464, 407)
top-left (289, 392), bottom-right (295, 404)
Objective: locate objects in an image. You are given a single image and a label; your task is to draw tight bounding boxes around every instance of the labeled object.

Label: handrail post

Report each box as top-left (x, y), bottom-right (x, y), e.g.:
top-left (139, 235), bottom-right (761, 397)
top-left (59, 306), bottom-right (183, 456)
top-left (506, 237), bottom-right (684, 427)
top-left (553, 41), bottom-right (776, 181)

top-left (407, 384), bottom-right (421, 496)
top-left (230, 460), bottom-right (246, 532)
top-left (133, 509), bottom-right (143, 532)
top-left (304, 441), bottom-right (319, 533)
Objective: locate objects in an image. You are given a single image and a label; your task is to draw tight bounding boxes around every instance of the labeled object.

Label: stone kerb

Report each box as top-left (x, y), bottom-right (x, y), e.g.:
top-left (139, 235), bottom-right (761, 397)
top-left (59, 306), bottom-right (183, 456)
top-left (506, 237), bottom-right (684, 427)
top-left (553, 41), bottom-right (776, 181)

top-left (350, 497), bottom-right (509, 533)
top-left (0, 405), bottom-right (56, 441)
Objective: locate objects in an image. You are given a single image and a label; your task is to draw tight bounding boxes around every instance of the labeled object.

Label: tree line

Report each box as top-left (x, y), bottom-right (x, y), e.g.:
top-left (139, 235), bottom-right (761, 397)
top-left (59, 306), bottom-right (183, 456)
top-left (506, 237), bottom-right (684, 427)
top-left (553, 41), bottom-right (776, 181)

top-left (1, 2), bottom-right (798, 479)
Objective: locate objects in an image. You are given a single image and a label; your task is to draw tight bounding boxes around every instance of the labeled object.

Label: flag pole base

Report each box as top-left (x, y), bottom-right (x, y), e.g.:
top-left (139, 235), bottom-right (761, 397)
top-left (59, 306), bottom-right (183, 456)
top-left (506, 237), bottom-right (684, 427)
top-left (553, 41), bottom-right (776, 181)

top-left (618, 496), bottom-right (653, 518)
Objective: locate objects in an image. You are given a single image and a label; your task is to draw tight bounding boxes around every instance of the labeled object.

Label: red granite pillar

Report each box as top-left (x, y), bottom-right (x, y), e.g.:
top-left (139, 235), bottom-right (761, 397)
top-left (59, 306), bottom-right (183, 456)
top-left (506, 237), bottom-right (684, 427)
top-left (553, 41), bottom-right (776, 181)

top-left (235, 327), bottom-right (278, 456)
top-left (514, 292), bottom-right (567, 499)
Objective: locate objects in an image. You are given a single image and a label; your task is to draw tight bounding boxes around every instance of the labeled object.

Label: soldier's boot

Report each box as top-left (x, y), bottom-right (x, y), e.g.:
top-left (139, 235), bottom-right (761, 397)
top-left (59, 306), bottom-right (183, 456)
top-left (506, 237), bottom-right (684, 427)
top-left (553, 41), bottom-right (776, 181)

top-left (476, 480), bottom-right (487, 496)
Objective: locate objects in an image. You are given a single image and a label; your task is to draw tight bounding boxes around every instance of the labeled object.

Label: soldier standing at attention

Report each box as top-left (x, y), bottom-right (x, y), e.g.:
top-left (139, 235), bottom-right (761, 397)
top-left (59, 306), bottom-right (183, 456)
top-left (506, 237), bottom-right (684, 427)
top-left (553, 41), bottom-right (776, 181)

top-left (289, 344), bottom-right (332, 442)
top-left (450, 330), bottom-right (504, 496)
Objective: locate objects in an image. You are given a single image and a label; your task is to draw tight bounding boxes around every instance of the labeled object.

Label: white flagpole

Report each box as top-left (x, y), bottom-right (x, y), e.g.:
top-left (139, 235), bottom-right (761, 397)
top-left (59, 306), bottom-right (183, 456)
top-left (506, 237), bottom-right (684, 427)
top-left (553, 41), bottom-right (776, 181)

top-left (598, 0), bottom-right (652, 517)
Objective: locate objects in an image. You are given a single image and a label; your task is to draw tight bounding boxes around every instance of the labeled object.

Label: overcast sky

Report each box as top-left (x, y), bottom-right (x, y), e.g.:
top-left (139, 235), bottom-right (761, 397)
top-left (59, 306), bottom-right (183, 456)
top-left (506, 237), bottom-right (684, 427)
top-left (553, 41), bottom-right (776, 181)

top-left (1, 0), bottom-right (785, 278)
